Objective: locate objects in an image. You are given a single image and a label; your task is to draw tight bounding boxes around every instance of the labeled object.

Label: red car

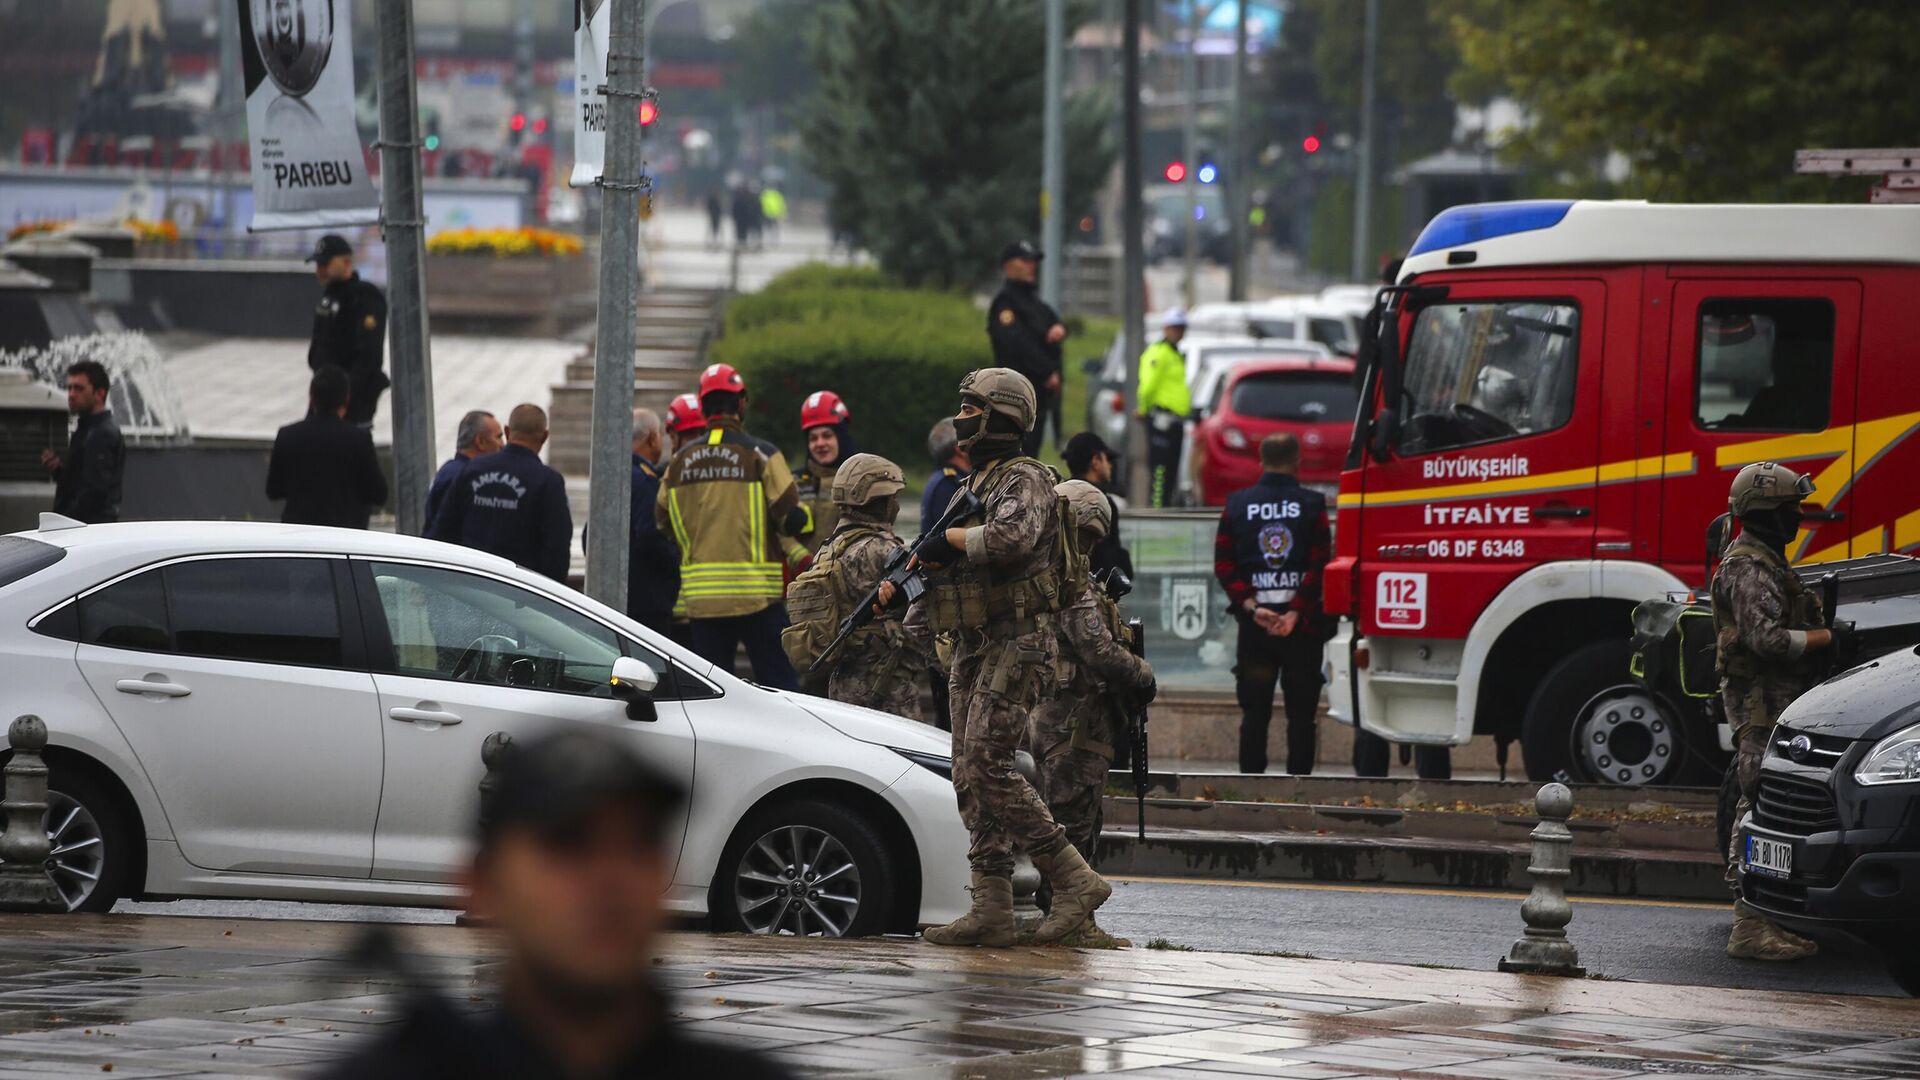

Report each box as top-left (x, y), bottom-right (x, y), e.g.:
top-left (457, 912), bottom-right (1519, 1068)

top-left (1193, 355), bottom-right (1358, 506)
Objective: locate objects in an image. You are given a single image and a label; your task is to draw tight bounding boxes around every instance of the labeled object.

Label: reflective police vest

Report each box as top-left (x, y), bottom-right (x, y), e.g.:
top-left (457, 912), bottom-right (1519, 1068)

top-left (1222, 473), bottom-right (1324, 609)
top-left (659, 420), bottom-right (800, 619)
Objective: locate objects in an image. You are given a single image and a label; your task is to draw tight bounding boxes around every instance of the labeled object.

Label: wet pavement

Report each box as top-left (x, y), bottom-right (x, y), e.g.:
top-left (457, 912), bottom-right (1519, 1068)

top-left (0, 914), bottom-right (1914, 1078)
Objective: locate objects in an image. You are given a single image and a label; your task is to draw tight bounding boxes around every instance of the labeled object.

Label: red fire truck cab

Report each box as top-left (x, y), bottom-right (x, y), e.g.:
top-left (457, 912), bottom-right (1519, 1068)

top-left (1325, 199), bottom-right (1920, 786)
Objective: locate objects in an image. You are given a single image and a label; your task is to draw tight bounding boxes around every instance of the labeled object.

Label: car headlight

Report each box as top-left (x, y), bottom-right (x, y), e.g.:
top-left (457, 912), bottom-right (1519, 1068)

top-left (1854, 721), bottom-right (1920, 786)
top-left (891, 747), bottom-right (952, 780)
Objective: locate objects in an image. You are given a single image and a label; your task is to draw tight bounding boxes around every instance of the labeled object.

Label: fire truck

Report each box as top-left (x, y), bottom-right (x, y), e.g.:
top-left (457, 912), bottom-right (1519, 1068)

top-left (1323, 198), bottom-right (1920, 786)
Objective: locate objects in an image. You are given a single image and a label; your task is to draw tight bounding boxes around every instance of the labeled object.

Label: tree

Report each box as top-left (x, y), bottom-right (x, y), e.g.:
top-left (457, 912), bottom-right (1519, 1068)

top-left (1443, 0), bottom-right (1920, 201)
top-left (800, 0), bottom-right (1115, 289)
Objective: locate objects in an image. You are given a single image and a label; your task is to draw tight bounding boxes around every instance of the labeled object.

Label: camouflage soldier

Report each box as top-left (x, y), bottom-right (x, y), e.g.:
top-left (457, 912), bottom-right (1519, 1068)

top-left (1030, 480), bottom-right (1155, 948)
top-left (1714, 461), bottom-right (1838, 962)
top-left (901, 368), bottom-right (1110, 947)
top-left (781, 453), bottom-right (925, 719)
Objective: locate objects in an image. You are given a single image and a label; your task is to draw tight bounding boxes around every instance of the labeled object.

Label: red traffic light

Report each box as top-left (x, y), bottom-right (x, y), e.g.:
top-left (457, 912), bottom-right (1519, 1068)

top-left (509, 113), bottom-right (527, 132)
top-left (1164, 161), bottom-right (1187, 183)
top-left (638, 100), bottom-right (659, 127)
top-left (1302, 135), bottom-right (1321, 154)
top-left (532, 117), bottom-right (548, 135)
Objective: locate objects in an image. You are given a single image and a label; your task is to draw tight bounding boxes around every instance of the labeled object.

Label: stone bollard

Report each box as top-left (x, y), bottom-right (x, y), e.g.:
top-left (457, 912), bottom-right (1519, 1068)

top-left (1011, 749), bottom-right (1044, 931)
top-left (0, 716), bottom-right (66, 912)
top-left (455, 732), bottom-right (516, 928)
top-left (1498, 782), bottom-right (1585, 977)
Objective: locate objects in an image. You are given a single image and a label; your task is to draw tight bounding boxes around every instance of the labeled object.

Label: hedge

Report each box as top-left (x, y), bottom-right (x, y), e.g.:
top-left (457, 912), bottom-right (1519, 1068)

top-left (708, 269), bottom-right (990, 473)
top-left (759, 263), bottom-right (891, 293)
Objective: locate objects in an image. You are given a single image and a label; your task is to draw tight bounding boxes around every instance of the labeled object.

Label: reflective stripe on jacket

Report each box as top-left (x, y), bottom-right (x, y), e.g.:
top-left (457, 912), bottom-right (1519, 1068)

top-left (658, 420), bottom-right (801, 619)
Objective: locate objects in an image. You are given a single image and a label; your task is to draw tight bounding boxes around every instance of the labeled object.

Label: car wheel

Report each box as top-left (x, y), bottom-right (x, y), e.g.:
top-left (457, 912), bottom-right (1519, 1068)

top-left (1524, 640), bottom-right (1697, 786)
top-left (5, 770), bottom-right (133, 913)
top-left (712, 799), bottom-right (895, 938)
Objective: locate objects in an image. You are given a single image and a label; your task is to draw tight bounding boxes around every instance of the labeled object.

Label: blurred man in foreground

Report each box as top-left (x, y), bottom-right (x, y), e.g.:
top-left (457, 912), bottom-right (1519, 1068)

top-left (325, 729), bottom-right (792, 1079)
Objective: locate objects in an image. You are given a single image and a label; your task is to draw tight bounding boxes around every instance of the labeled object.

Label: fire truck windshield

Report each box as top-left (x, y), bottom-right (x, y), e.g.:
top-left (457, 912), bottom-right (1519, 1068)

top-left (1397, 301), bottom-right (1580, 455)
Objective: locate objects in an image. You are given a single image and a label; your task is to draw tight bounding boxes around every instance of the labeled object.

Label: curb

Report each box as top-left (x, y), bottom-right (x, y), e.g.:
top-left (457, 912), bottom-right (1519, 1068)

top-left (1094, 827), bottom-right (1728, 901)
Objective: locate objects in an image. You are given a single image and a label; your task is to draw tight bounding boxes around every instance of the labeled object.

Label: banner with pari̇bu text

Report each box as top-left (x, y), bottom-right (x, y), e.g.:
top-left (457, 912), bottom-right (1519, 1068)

top-left (571, 0), bottom-right (611, 188)
top-left (236, 0), bottom-right (380, 231)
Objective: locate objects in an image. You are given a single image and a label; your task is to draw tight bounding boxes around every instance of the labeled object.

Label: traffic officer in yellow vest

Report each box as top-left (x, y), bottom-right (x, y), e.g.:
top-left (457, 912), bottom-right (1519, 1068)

top-left (791, 390), bottom-right (854, 562)
top-left (1715, 461), bottom-right (1847, 962)
top-left (1136, 307), bottom-right (1192, 508)
top-left (898, 368), bottom-right (1111, 947)
top-left (658, 363), bottom-right (807, 691)
top-left (782, 453), bottom-right (925, 718)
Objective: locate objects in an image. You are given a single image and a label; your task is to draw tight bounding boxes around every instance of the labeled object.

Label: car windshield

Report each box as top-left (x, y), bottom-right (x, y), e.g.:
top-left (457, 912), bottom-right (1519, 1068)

top-left (1232, 372), bottom-right (1358, 423)
top-left (0, 536), bottom-right (65, 590)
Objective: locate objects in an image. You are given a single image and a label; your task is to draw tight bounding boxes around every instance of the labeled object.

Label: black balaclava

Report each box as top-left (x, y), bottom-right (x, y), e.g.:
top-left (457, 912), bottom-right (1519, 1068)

top-left (1739, 503), bottom-right (1803, 552)
top-left (953, 405), bottom-right (1024, 462)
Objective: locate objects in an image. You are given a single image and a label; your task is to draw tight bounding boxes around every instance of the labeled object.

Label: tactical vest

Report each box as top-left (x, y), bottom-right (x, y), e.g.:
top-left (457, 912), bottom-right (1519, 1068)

top-left (1060, 589), bottom-right (1131, 759)
top-left (1713, 538), bottom-right (1822, 686)
top-left (781, 523), bottom-right (897, 672)
top-left (924, 455), bottom-right (1086, 638)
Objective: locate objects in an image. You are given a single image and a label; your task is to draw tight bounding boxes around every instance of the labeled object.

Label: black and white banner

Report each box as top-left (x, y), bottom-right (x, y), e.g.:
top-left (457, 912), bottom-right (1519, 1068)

top-left (571, 0), bottom-right (610, 188)
top-left (236, 0), bottom-right (379, 230)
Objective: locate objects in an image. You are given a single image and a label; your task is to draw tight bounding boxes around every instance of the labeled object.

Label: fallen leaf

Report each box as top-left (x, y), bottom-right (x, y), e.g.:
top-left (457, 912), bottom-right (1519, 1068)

top-left (100, 1067), bottom-right (112, 1074)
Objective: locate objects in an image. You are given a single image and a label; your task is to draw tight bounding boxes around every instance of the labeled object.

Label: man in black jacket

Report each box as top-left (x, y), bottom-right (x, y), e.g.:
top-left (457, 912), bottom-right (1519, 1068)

top-left (426, 409), bottom-right (503, 531)
top-left (41, 359), bottom-right (124, 523)
top-left (305, 234), bottom-right (390, 427)
top-left (627, 408), bottom-right (683, 642)
top-left (1062, 431), bottom-right (1133, 582)
top-left (430, 403), bottom-right (573, 582)
top-left (986, 240), bottom-right (1067, 457)
top-left (266, 367), bottom-right (390, 529)
top-left (321, 729), bottom-right (794, 1080)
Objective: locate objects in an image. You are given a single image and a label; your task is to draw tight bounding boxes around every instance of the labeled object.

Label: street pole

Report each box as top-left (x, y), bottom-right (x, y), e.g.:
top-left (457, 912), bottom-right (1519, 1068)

top-left (1121, 0), bottom-right (1148, 504)
top-left (215, 0), bottom-right (240, 240)
top-left (585, 0), bottom-right (648, 609)
top-left (1180, 0), bottom-right (1199, 309)
top-left (1226, 0), bottom-right (1249, 301)
top-left (374, 0), bottom-right (436, 537)
top-left (1351, 0), bottom-right (1379, 283)
top-left (1039, 0), bottom-right (1066, 307)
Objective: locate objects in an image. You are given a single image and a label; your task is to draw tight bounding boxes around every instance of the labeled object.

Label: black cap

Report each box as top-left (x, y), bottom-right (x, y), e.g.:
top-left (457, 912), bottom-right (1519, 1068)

top-left (1062, 431), bottom-right (1115, 476)
top-left (479, 728), bottom-right (687, 846)
top-left (304, 234), bottom-right (353, 263)
top-left (1000, 239), bottom-right (1043, 263)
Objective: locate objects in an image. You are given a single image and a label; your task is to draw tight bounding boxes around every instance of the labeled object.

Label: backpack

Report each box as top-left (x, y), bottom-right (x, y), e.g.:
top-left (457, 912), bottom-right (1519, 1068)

top-left (781, 525), bottom-right (886, 672)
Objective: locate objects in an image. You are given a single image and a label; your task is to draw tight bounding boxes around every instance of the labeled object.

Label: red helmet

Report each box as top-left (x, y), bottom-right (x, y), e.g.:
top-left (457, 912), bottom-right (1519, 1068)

top-left (666, 393), bottom-right (704, 434)
top-left (698, 362), bottom-right (746, 398)
top-left (800, 390), bottom-right (850, 431)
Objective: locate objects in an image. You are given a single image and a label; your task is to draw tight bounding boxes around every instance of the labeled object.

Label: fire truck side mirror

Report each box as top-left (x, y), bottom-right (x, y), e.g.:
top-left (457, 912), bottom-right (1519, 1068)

top-left (1369, 407), bottom-right (1400, 462)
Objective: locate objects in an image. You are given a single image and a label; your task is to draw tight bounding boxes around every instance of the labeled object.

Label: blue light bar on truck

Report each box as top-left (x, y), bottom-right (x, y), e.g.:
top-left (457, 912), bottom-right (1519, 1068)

top-left (1409, 200), bottom-right (1576, 256)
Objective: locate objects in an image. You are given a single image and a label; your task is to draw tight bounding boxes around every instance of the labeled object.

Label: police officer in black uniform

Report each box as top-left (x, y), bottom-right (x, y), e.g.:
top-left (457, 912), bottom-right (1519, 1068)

top-left (430, 403), bottom-right (574, 583)
top-left (1213, 433), bottom-right (1332, 775)
top-left (305, 234), bottom-right (391, 428)
top-left (987, 240), bottom-right (1067, 458)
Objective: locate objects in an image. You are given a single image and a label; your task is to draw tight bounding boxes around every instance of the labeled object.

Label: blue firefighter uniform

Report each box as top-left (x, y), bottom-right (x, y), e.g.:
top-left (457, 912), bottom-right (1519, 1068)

top-left (430, 443), bottom-right (574, 583)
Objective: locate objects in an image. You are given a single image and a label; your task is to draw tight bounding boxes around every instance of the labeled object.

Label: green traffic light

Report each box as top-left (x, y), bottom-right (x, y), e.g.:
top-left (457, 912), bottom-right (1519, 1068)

top-left (424, 135), bottom-right (440, 151)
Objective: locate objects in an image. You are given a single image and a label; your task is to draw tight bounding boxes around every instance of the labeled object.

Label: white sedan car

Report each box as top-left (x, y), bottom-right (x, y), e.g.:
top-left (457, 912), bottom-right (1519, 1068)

top-left (0, 517), bottom-right (968, 936)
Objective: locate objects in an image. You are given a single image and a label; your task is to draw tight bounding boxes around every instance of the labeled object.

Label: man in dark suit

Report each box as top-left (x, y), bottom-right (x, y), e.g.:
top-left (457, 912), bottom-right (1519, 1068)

top-left (266, 366), bottom-right (390, 528)
top-left (626, 407), bottom-right (683, 642)
top-left (41, 359), bottom-right (125, 523)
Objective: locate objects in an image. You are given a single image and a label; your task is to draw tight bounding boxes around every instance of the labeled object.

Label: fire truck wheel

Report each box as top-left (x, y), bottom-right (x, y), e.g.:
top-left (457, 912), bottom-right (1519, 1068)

top-left (1524, 639), bottom-right (1695, 787)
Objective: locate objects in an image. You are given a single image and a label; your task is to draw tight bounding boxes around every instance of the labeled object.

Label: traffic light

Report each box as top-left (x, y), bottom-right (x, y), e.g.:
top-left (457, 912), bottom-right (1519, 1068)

top-left (423, 134), bottom-right (440, 151)
top-left (638, 100), bottom-right (659, 127)
top-left (1163, 161), bottom-right (1187, 183)
top-left (532, 117), bottom-right (548, 135)
top-left (1197, 163), bottom-right (1218, 184)
top-left (509, 113), bottom-right (528, 133)
top-left (1302, 134), bottom-right (1321, 154)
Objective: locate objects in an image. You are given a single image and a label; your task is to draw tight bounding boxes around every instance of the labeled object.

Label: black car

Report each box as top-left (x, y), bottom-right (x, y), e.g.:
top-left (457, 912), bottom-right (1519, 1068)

top-left (1738, 645), bottom-right (1920, 994)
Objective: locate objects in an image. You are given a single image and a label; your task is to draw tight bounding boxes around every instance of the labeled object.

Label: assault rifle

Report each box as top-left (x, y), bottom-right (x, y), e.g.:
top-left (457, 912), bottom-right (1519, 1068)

top-left (1123, 616), bottom-right (1149, 840)
top-left (809, 488), bottom-right (984, 673)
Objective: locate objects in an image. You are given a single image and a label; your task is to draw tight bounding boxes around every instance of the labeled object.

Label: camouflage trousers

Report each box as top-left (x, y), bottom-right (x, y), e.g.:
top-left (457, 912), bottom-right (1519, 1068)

top-left (949, 630), bottom-right (1069, 878)
top-left (830, 654), bottom-right (923, 723)
top-left (1725, 724), bottom-right (1770, 891)
top-left (1030, 700), bottom-right (1111, 867)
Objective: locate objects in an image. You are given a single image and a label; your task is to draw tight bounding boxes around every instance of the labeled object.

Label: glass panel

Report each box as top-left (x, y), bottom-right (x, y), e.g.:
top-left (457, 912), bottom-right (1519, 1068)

top-left (1231, 373), bottom-right (1359, 423)
top-left (79, 570), bottom-right (171, 652)
top-left (164, 559), bottom-right (343, 667)
top-left (1308, 317), bottom-right (1354, 354)
top-left (0, 537), bottom-right (63, 589)
top-left (1695, 299), bottom-right (1835, 431)
top-left (1398, 301), bottom-right (1580, 454)
top-left (368, 562), bottom-right (620, 697)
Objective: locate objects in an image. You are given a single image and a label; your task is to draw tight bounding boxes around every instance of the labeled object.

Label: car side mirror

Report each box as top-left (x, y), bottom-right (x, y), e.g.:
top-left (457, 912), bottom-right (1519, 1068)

top-left (1369, 407), bottom-right (1400, 463)
top-left (610, 656), bottom-right (661, 722)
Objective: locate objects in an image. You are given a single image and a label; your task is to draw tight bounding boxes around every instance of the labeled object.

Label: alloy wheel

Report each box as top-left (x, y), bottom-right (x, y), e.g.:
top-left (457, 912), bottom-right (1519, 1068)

top-left (43, 792), bottom-right (106, 912)
top-left (1572, 685), bottom-right (1677, 786)
top-left (734, 825), bottom-right (863, 937)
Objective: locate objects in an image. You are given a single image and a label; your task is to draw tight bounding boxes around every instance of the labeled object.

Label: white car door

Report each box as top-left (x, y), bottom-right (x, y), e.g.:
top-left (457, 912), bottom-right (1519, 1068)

top-left (70, 555), bottom-right (383, 876)
top-left (354, 559), bottom-right (697, 883)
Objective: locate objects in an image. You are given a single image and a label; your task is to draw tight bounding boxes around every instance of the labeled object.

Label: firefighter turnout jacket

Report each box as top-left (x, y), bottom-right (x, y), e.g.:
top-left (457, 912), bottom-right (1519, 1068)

top-left (658, 416), bottom-right (804, 619)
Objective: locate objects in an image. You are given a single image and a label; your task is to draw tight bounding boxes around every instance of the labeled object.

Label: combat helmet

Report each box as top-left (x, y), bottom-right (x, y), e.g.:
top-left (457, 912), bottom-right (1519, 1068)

top-left (959, 367), bottom-right (1037, 434)
top-left (1728, 461), bottom-right (1814, 518)
top-left (830, 453), bottom-right (906, 507)
top-left (1054, 479), bottom-right (1113, 540)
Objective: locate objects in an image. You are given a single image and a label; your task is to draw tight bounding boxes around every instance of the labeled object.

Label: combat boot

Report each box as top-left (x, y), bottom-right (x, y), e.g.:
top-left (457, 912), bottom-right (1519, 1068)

top-left (922, 873), bottom-right (1016, 947)
top-left (1029, 846), bottom-right (1112, 944)
top-left (1060, 915), bottom-right (1131, 949)
top-left (1726, 900), bottom-right (1818, 961)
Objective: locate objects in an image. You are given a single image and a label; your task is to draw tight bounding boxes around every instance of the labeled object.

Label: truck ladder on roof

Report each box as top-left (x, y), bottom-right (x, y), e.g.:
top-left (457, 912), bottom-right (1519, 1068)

top-left (1794, 148), bottom-right (1920, 203)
